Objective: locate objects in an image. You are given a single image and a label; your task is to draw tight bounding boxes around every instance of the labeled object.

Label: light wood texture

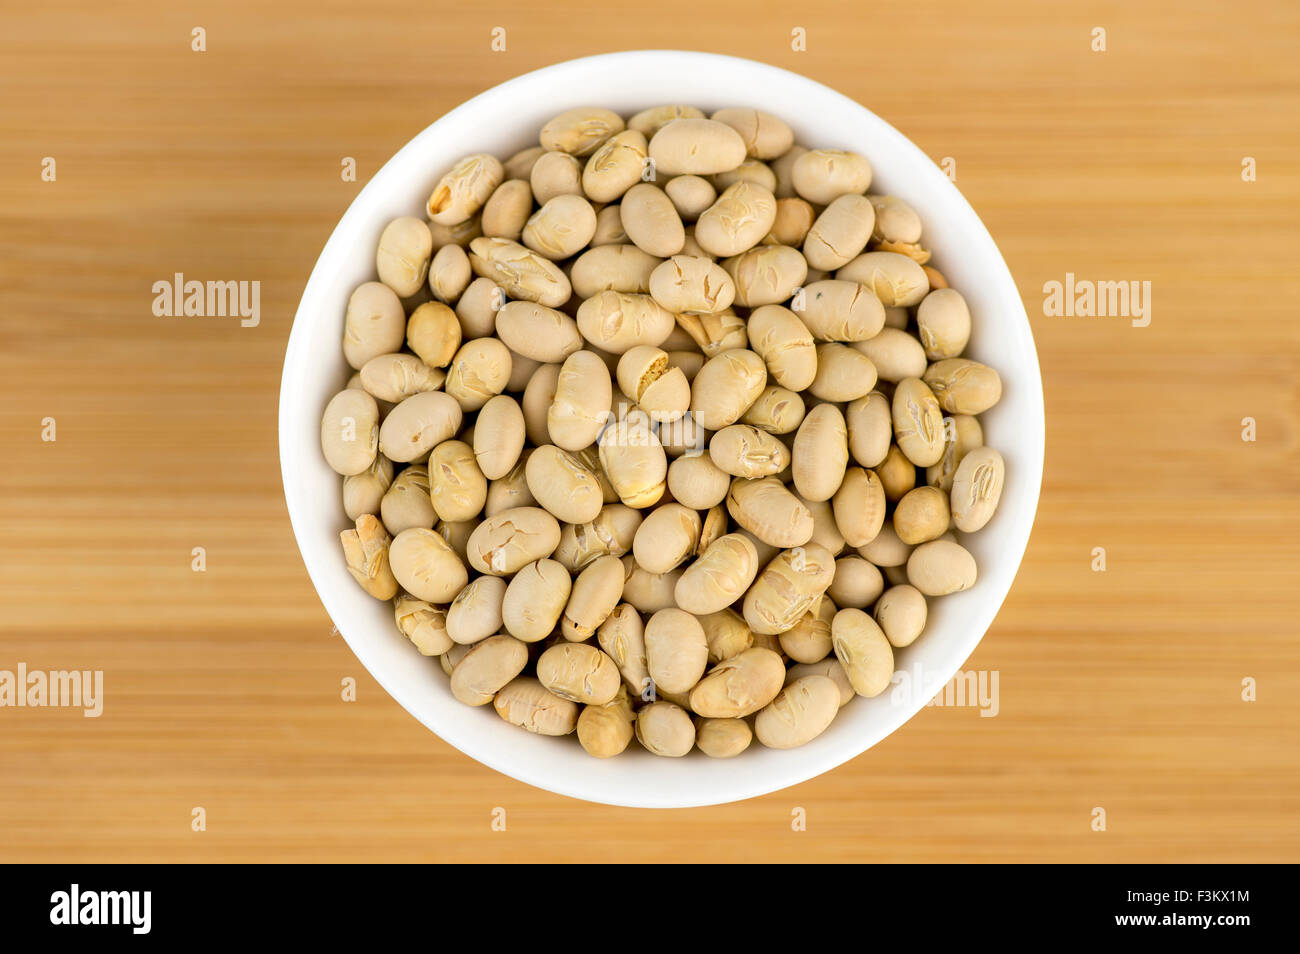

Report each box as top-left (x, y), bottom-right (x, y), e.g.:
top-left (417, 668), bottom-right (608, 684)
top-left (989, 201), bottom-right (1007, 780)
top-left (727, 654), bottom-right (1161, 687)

top-left (2, 0), bottom-right (1298, 863)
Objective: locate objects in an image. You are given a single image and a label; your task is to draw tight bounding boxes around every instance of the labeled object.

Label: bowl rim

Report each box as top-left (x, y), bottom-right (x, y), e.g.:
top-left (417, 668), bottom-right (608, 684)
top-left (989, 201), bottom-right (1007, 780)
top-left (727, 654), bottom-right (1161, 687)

top-left (278, 49), bottom-right (1045, 808)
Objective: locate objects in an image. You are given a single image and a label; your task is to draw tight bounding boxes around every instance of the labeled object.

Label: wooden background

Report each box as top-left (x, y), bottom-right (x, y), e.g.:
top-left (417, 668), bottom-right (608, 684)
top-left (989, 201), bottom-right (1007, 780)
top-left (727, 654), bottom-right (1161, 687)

top-left (2, 0), bottom-right (1297, 863)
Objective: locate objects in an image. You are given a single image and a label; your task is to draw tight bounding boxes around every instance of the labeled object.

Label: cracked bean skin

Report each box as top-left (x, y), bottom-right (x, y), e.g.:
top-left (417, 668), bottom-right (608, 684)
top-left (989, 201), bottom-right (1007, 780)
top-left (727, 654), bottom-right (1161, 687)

top-left (427, 154), bottom-right (504, 226)
top-left (343, 282), bottom-right (406, 370)
top-left (694, 181), bottom-right (778, 258)
top-left (754, 674), bottom-right (840, 749)
top-left (502, 558), bottom-right (571, 641)
top-left (927, 414), bottom-right (983, 493)
top-left (562, 554), bottom-right (625, 641)
top-left (690, 349), bottom-right (768, 430)
top-left (917, 287), bottom-right (972, 360)
top-left (791, 149), bottom-right (872, 205)
top-left (525, 444), bottom-right (604, 525)
top-left (343, 455), bottom-right (394, 521)
top-left (831, 608), bottom-right (895, 698)
top-left (360, 353), bottom-right (445, 404)
top-left (582, 129), bottom-right (649, 202)
top-left (674, 532), bottom-right (760, 616)
top-left (648, 254), bottom-right (736, 314)
top-left (778, 596), bottom-right (836, 664)
top-left (340, 514), bottom-right (398, 600)
top-left (803, 194), bottom-right (875, 271)
top-left (445, 337), bottom-right (512, 412)
top-left (428, 439), bottom-right (488, 523)
top-left (446, 575), bottom-right (507, 645)
top-left (632, 503), bottom-right (702, 574)
top-left (795, 279), bottom-right (886, 342)
top-left (837, 251), bottom-right (929, 307)
top-left (468, 237), bottom-right (572, 307)
top-left (577, 291), bottom-right (676, 355)
top-left (922, 358), bottom-right (1003, 415)
top-left (571, 244), bottom-right (661, 299)
top-left (742, 543), bottom-right (836, 636)
top-left (726, 476), bottom-right (814, 549)
top-left (710, 425), bottom-right (790, 479)
top-left (393, 594), bottom-right (453, 656)
top-left (376, 216), bottom-right (433, 297)
top-left (522, 194), bottom-right (598, 261)
top-left (689, 647), bottom-right (786, 718)
top-left (377, 391), bottom-right (463, 464)
top-left (949, 447), bottom-right (1005, 532)
top-left (541, 106), bottom-right (625, 157)
top-left (892, 377), bottom-right (946, 468)
top-left (465, 507), bottom-right (562, 575)
top-left (747, 305), bottom-right (817, 391)
top-left (494, 676), bottom-right (579, 735)
top-left (537, 642), bottom-right (621, 705)
top-left (832, 466), bottom-right (887, 548)
top-left (628, 104), bottom-right (706, 137)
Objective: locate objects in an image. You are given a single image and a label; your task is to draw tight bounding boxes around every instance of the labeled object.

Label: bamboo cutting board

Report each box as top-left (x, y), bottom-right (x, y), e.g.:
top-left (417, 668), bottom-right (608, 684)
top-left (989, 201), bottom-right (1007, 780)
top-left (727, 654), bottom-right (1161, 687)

top-left (1, 0), bottom-right (1298, 863)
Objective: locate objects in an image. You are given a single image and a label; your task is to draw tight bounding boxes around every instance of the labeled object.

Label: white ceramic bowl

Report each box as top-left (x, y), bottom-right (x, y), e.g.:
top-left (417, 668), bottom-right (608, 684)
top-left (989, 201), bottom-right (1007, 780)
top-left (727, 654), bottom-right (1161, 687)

top-left (279, 50), bottom-right (1044, 808)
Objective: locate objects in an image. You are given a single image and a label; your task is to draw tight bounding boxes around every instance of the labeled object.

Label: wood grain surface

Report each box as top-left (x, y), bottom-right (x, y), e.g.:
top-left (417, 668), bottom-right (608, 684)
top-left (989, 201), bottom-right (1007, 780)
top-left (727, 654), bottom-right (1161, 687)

top-left (2, 0), bottom-right (1298, 863)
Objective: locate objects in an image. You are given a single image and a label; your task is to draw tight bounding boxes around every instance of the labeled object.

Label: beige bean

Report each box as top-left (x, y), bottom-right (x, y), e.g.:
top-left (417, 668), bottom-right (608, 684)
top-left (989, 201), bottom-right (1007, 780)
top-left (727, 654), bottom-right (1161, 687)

top-left (615, 345), bottom-right (691, 423)
top-left (597, 602), bottom-right (650, 696)
top-left (553, 504), bottom-right (642, 571)
top-left (455, 277), bottom-right (504, 338)
top-left (427, 439), bottom-right (488, 522)
top-left (438, 641), bottom-right (476, 676)
top-left (466, 507), bottom-right (562, 575)
top-left (485, 453), bottom-right (537, 516)
top-left (698, 609), bottom-right (755, 664)
top-left (755, 675), bottom-right (840, 749)
top-left (445, 337), bottom-right (512, 411)
top-left (846, 391), bottom-right (892, 467)
top-left (837, 251), bottom-right (929, 307)
top-left (591, 204), bottom-right (628, 246)
top-left (695, 717), bottom-right (752, 758)
top-left (405, 301), bottom-right (461, 369)
top-left (537, 642), bottom-right (621, 705)
top-left (480, 179), bottom-right (533, 242)
top-left (726, 476), bottom-right (813, 549)
top-left (388, 527), bottom-right (469, 603)
top-left (520, 194), bottom-right (597, 261)
top-left (393, 594), bottom-right (453, 655)
top-left (949, 447), bottom-right (1005, 533)
top-left (874, 584), bottom-right (928, 648)
top-left (635, 701), bottom-right (695, 756)
top-left (801, 194), bottom-right (875, 271)
top-left (743, 543), bottom-right (836, 636)
top-left (785, 659), bottom-right (853, 707)
top-left (764, 197), bottom-right (815, 247)
top-left (343, 282), bottom-right (406, 370)
top-left (664, 175), bottom-right (717, 221)
top-left (435, 517), bottom-right (480, 564)
top-left (770, 144), bottom-right (808, 199)
top-left (802, 495), bottom-right (845, 555)
top-left (547, 350), bottom-right (613, 450)
top-left (377, 391), bottom-right (463, 463)
top-left (689, 647), bottom-right (786, 718)
top-left (893, 485), bottom-right (950, 544)
top-left (892, 377), bottom-right (946, 467)
top-left (694, 182), bottom-right (778, 258)
top-left (673, 309), bottom-right (748, 357)
top-left (376, 216), bottom-right (433, 297)
top-left (831, 608), bottom-right (894, 697)
top-left (907, 539), bottom-right (977, 596)
top-left (792, 403), bottom-right (849, 501)
top-left (577, 688), bottom-right (636, 758)
top-left (832, 466), bottom-right (887, 548)
top-left (343, 455), bottom-right (394, 521)
top-left (710, 107), bottom-right (794, 160)
top-left (690, 349), bottom-right (767, 430)
top-left (445, 575), bottom-right (507, 645)
top-left (524, 444), bottom-right (604, 525)
top-left (379, 465), bottom-right (434, 535)
top-left (674, 533), bottom-right (760, 615)
top-left (515, 363), bottom-right (559, 445)
top-left (647, 118), bottom-right (747, 176)
top-left (562, 554), bottom-right (624, 640)
top-left (472, 395), bottom-right (525, 480)
top-left (468, 237), bottom-right (572, 308)
top-left (540, 106), bottom-right (624, 157)
top-left (582, 129), bottom-right (649, 202)
top-left (791, 149), bottom-right (872, 204)
top-left (530, 150), bottom-right (583, 204)
top-left (628, 104), bottom-right (706, 137)
top-left (619, 183), bottom-right (686, 257)
top-left (648, 255), bottom-right (736, 314)
top-left (427, 154), bottom-right (504, 226)
top-left (709, 424), bottom-right (789, 478)
top-left (360, 353), bottom-right (445, 404)
top-left (501, 559), bottom-right (571, 642)
top-left (808, 343), bottom-right (877, 403)
top-left (493, 301), bottom-right (582, 364)
top-left (340, 514), bottom-right (398, 600)
top-left (666, 454), bottom-right (731, 509)
top-left (711, 160), bottom-right (777, 194)
top-left (644, 608), bottom-right (709, 694)
top-left (576, 290), bottom-right (676, 354)
top-left (740, 385), bottom-right (806, 435)
top-left (795, 279), bottom-right (886, 342)
top-left (656, 412), bottom-right (709, 459)
top-left (869, 194), bottom-right (923, 244)
top-left (427, 215), bottom-right (482, 251)
top-left (503, 145), bottom-right (545, 181)
top-left (722, 244), bottom-right (807, 307)
top-left (321, 388), bottom-right (379, 476)
top-left (916, 288), bottom-right (971, 360)
top-left (922, 358), bottom-right (1003, 414)
top-left (877, 443), bottom-right (917, 502)
top-left (598, 414), bottom-right (667, 508)
top-left (494, 676), bottom-right (579, 735)
top-left (853, 328), bottom-right (927, 383)
top-left (927, 414), bottom-right (984, 492)
top-left (633, 503), bottom-right (702, 574)
top-left (778, 597), bottom-right (836, 664)
top-left (570, 244), bottom-right (661, 299)
top-left (828, 556), bottom-right (884, 609)
top-left (857, 521), bottom-right (913, 568)
top-left (620, 554), bottom-right (683, 614)
top-left (746, 305), bottom-right (817, 391)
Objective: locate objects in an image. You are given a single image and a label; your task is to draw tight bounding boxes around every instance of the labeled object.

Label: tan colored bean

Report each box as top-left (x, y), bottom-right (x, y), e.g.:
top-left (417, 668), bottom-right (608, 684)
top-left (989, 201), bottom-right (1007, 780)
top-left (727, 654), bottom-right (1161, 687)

top-left (698, 609), bottom-right (754, 664)
top-left (540, 106), bottom-right (625, 157)
top-left (690, 349), bottom-right (767, 430)
top-left (828, 556), bottom-right (884, 609)
top-left (755, 675), bottom-right (840, 749)
top-left (801, 495), bottom-right (845, 555)
top-left (427, 214), bottom-right (482, 251)
top-left (427, 439), bottom-right (487, 522)
top-left (525, 444), bottom-right (604, 525)
top-left (553, 504), bottom-right (641, 571)
top-left (648, 255), bottom-right (736, 314)
top-left (726, 476), bottom-right (813, 549)
top-left (877, 443), bottom-right (917, 502)
top-left (922, 358), bottom-right (1003, 414)
top-left (746, 305), bottom-right (817, 391)
top-left (388, 526), bottom-right (469, 603)
top-left (893, 485), bottom-right (950, 544)
top-left (445, 575), bottom-right (507, 645)
top-left (644, 608), bottom-right (709, 694)
top-left (869, 194), bottom-right (923, 244)
top-left (321, 388), bottom-right (379, 476)
top-left (707, 425), bottom-right (787, 478)
top-left (627, 104), bottom-right (706, 137)
top-left (376, 216), bottom-right (433, 297)
top-left (343, 455), bottom-right (394, 521)
top-left (530, 150), bottom-right (583, 204)
top-left (635, 701), bottom-right (695, 756)
top-left (619, 552), bottom-right (682, 613)
top-left (471, 395), bottom-right (524, 480)
top-left (577, 687), bottom-right (636, 757)
top-left (537, 642), bottom-right (621, 705)
top-left (793, 403), bottom-right (849, 501)
top-left (485, 453), bottom-right (537, 517)
top-left (949, 447), bottom-right (1005, 533)
top-left (740, 385), bottom-right (806, 435)
top-left (656, 412), bottom-right (709, 459)
top-left (633, 503), bottom-right (702, 574)
top-left (518, 363), bottom-right (560, 447)
top-left (764, 197), bottom-right (816, 246)
top-left (494, 676), bottom-right (579, 735)
top-left (615, 346), bottom-right (691, 423)
top-left (791, 149), bottom-right (872, 204)
top-left (404, 301), bottom-right (459, 369)
top-left (743, 543), bottom-right (836, 635)
top-left (846, 391), bottom-right (892, 467)
top-left (874, 584), bottom-right (928, 648)
top-left (591, 204), bottom-right (628, 246)
top-left (831, 608), bottom-right (894, 697)
top-left (857, 521), bottom-right (913, 568)
top-left (561, 554), bottom-right (624, 640)
top-left (853, 328), bottom-right (927, 384)
top-left (501, 559), bottom-right (571, 642)
top-left (581, 129), bottom-right (648, 202)
top-left (802, 194), bottom-right (875, 271)
top-left (379, 465), bottom-right (434, 535)
top-left (778, 597), bottom-right (836, 664)
top-left (674, 533), bottom-right (760, 616)
top-left (711, 160), bottom-right (777, 194)
top-left (927, 414), bottom-right (984, 492)
top-left (673, 309), bottom-right (748, 357)
top-left (466, 507), bottom-right (562, 575)
top-left (619, 183), bottom-right (686, 258)
top-left (518, 194), bottom-right (597, 261)
top-left (832, 466), bottom-right (886, 548)
top-left (794, 279), bottom-right (886, 342)
top-left (340, 514), bottom-right (398, 600)
top-left (455, 277), bottom-right (503, 338)
top-left (570, 244), bottom-right (661, 299)
top-left (543, 350), bottom-right (612, 451)
top-left (359, 353), bottom-right (445, 405)
top-left (504, 144), bottom-right (546, 181)
top-left (785, 659), bottom-right (854, 707)
top-left (598, 414), bottom-right (667, 508)
top-left (892, 377), bottom-right (946, 467)
top-left (710, 107), bottom-right (794, 160)
top-left (837, 251), bottom-right (929, 307)
top-left (480, 179), bottom-right (533, 242)
top-left (647, 118), bottom-right (747, 176)
top-left (688, 646), bottom-right (786, 718)
top-left (343, 282), bottom-right (406, 370)
top-left (664, 175), bottom-right (717, 221)
top-left (576, 290), bottom-right (676, 354)
top-left (427, 154), bottom-right (504, 226)
top-left (695, 717), bottom-right (752, 758)
top-left (468, 237), bottom-right (571, 308)
top-left (435, 517), bottom-right (480, 564)
top-left (597, 602), bottom-right (650, 696)
top-left (808, 343), bottom-right (877, 403)
top-left (722, 244), bottom-right (807, 307)
top-left (906, 539), bottom-right (977, 596)
top-left (393, 594), bottom-right (453, 655)
top-left (916, 288), bottom-right (971, 360)
top-left (666, 454), bottom-right (730, 509)
top-left (445, 337), bottom-right (512, 411)
top-left (694, 181), bottom-right (778, 258)
top-left (438, 641), bottom-right (475, 676)
top-left (377, 391), bottom-right (463, 463)
top-left (770, 144), bottom-right (808, 199)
